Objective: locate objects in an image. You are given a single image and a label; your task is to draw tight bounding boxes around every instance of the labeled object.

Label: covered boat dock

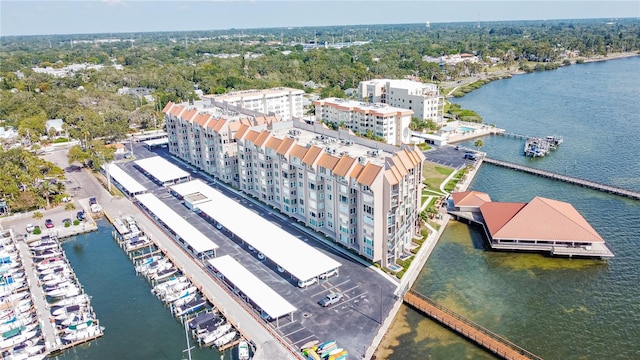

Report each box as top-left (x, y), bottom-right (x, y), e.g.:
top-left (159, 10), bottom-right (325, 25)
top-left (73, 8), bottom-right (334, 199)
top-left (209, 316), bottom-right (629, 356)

top-left (207, 255), bottom-right (297, 327)
top-left (102, 163), bottom-right (147, 198)
top-left (134, 156), bottom-right (190, 186)
top-left (171, 180), bottom-right (342, 285)
top-left (134, 193), bottom-right (218, 260)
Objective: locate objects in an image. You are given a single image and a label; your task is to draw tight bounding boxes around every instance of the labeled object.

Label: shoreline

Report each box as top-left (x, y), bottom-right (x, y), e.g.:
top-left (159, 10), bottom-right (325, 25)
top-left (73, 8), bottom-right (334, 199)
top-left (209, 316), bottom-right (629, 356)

top-left (441, 51), bottom-right (640, 98)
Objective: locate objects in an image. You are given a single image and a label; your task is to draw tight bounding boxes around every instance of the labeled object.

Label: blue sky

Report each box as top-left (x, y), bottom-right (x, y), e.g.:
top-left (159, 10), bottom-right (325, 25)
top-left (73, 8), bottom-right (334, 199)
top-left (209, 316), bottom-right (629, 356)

top-left (1, 1), bottom-right (639, 36)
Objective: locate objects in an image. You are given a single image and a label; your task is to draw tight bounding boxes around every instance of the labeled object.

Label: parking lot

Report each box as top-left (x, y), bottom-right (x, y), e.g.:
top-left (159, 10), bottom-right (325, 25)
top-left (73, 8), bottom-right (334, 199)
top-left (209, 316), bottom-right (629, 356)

top-left (423, 144), bottom-right (479, 169)
top-left (115, 144), bottom-right (398, 358)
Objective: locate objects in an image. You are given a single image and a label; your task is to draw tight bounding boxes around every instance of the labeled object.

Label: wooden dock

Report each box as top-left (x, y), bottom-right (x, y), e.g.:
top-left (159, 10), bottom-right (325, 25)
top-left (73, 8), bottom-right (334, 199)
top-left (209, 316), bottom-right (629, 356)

top-left (404, 290), bottom-right (542, 360)
top-left (483, 157), bottom-right (640, 200)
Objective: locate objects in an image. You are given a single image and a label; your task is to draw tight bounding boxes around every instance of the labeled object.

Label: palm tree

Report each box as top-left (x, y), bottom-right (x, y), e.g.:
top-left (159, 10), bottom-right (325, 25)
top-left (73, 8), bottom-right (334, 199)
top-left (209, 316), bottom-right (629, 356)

top-left (36, 180), bottom-right (55, 208)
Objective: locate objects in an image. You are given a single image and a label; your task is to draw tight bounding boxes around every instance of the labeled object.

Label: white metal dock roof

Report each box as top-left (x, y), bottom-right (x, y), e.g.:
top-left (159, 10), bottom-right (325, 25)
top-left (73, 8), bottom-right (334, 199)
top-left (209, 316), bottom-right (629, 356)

top-left (143, 138), bottom-right (169, 147)
top-left (134, 156), bottom-right (190, 185)
top-left (171, 180), bottom-right (342, 281)
top-left (102, 163), bottom-right (147, 195)
top-left (207, 255), bottom-right (297, 320)
top-left (135, 193), bottom-right (218, 255)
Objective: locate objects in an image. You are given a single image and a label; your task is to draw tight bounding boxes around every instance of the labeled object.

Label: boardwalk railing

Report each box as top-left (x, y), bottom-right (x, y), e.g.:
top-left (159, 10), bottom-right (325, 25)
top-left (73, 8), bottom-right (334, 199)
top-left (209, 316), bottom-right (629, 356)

top-left (404, 290), bottom-right (542, 360)
top-left (483, 157), bottom-right (640, 200)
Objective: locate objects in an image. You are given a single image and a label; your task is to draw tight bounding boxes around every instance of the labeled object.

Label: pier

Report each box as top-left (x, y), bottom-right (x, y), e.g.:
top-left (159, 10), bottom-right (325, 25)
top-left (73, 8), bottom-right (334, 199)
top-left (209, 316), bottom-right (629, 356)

top-left (483, 157), bottom-right (640, 200)
top-left (403, 290), bottom-right (542, 360)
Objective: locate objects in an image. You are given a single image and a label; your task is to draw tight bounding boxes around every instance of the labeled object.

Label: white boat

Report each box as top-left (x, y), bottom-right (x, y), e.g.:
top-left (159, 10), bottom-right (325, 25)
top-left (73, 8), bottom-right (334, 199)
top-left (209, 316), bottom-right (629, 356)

top-left (238, 340), bottom-right (250, 360)
top-left (35, 257), bottom-right (66, 271)
top-left (32, 250), bottom-right (62, 261)
top-left (0, 329), bottom-right (38, 349)
top-left (49, 294), bottom-right (89, 308)
top-left (200, 323), bottom-right (231, 346)
top-left (63, 317), bottom-right (94, 332)
top-left (171, 292), bottom-right (197, 308)
top-left (46, 284), bottom-right (81, 298)
top-left (164, 286), bottom-right (198, 304)
top-left (174, 298), bottom-right (207, 317)
top-left (37, 264), bottom-right (71, 276)
top-left (152, 276), bottom-right (188, 294)
top-left (153, 268), bottom-right (178, 282)
top-left (52, 304), bottom-right (84, 317)
top-left (61, 324), bottom-right (101, 343)
top-left (155, 281), bottom-right (190, 299)
top-left (213, 330), bottom-right (237, 348)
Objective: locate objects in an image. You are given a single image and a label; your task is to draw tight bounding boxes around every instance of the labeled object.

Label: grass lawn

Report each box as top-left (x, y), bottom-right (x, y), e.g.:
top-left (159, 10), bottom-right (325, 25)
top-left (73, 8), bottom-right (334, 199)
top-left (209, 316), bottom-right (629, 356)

top-left (423, 161), bottom-right (453, 191)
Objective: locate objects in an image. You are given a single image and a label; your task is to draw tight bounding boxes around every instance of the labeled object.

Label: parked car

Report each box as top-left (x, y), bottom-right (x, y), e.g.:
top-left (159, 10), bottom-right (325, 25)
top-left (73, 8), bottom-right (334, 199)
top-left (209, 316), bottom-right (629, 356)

top-left (297, 277), bottom-right (318, 288)
top-left (89, 197), bottom-right (97, 206)
top-left (62, 218), bottom-right (72, 225)
top-left (77, 211), bottom-right (85, 221)
top-left (25, 224), bottom-right (35, 233)
top-left (319, 268), bottom-right (338, 280)
top-left (215, 223), bottom-right (223, 230)
top-left (257, 252), bottom-right (265, 261)
top-left (44, 219), bottom-right (54, 228)
top-left (318, 292), bottom-right (343, 307)
top-left (90, 203), bottom-right (102, 213)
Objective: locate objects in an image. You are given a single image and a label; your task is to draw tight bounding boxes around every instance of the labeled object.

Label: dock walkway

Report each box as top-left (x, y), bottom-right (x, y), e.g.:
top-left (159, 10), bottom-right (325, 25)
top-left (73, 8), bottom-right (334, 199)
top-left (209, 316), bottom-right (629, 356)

top-left (483, 157), bottom-right (640, 200)
top-left (403, 290), bottom-right (542, 360)
top-left (15, 240), bottom-right (60, 353)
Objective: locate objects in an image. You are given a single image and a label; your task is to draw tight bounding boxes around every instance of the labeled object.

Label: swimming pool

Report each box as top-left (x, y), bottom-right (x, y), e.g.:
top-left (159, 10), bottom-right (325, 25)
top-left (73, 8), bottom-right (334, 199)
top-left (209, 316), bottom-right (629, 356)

top-left (459, 126), bottom-right (476, 133)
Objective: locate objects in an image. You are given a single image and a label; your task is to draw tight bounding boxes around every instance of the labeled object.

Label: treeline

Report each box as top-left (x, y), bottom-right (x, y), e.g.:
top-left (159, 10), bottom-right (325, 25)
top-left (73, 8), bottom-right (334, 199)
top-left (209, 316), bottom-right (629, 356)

top-left (0, 18), bottom-right (638, 145)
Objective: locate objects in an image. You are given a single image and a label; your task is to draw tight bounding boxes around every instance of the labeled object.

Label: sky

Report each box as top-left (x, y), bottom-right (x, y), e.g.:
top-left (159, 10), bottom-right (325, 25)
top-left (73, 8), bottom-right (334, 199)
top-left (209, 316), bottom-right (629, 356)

top-left (1, 0), bottom-right (639, 37)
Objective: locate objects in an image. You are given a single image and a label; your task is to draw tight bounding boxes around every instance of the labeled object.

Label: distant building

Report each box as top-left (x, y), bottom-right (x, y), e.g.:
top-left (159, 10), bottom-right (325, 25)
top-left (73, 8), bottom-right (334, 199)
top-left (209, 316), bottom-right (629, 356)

top-left (204, 87), bottom-right (304, 121)
top-left (358, 79), bottom-right (445, 123)
top-left (0, 126), bottom-right (19, 140)
top-left (313, 98), bottom-right (414, 146)
top-left (45, 119), bottom-right (64, 136)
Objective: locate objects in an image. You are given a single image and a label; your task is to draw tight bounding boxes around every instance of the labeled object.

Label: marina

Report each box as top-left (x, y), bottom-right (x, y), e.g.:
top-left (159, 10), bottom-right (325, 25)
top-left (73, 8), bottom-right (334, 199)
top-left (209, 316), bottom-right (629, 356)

top-left (110, 214), bottom-right (251, 355)
top-left (2, 228), bottom-right (103, 359)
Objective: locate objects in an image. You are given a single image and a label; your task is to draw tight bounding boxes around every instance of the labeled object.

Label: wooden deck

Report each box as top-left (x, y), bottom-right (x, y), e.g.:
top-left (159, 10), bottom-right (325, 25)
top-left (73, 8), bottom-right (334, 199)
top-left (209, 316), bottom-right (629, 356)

top-left (483, 157), bottom-right (640, 200)
top-left (403, 290), bottom-right (542, 360)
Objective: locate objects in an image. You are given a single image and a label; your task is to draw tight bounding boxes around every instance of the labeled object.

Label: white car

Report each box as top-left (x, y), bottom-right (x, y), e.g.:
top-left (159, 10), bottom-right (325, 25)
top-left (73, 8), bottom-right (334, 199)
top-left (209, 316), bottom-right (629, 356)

top-left (215, 223), bottom-right (223, 230)
top-left (257, 252), bottom-right (265, 261)
top-left (90, 203), bottom-right (102, 213)
top-left (25, 224), bottom-right (35, 233)
top-left (297, 277), bottom-right (318, 288)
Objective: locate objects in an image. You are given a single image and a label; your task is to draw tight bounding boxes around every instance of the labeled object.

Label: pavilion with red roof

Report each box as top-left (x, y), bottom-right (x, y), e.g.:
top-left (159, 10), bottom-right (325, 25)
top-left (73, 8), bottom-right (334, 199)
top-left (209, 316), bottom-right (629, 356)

top-left (448, 191), bottom-right (614, 258)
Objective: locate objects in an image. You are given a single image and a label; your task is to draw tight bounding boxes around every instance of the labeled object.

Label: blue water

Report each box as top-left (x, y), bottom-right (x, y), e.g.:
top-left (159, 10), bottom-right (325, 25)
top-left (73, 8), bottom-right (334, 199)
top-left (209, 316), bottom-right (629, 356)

top-left (383, 56), bottom-right (640, 360)
top-left (53, 220), bottom-right (220, 360)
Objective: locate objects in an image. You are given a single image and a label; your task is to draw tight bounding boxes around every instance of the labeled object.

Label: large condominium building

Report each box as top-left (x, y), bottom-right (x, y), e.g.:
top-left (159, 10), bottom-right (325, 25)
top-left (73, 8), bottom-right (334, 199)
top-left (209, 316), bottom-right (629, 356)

top-left (163, 94), bottom-right (425, 269)
top-left (313, 98), bottom-right (414, 146)
top-left (358, 79), bottom-right (445, 123)
top-left (204, 87), bottom-right (305, 121)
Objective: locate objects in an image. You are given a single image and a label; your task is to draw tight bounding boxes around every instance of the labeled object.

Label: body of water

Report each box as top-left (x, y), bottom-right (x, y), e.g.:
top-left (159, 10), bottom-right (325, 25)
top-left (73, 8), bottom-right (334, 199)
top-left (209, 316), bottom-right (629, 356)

top-left (382, 56), bottom-right (640, 360)
top-left (52, 220), bottom-right (221, 360)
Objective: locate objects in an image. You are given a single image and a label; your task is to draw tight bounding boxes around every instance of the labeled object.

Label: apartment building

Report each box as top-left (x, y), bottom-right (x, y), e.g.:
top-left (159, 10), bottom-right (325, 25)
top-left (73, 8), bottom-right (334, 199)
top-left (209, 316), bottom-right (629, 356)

top-left (358, 79), bottom-right (445, 123)
top-left (313, 98), bottom-right (414, 146)
top-left (163, 93), bottom-right (425, 269)
top-left (234, 124), bottom-right (424, 268)
top-left (163, 100), bottom-right (282, 185)
top-left (204, 87), bottom-right (305, 121)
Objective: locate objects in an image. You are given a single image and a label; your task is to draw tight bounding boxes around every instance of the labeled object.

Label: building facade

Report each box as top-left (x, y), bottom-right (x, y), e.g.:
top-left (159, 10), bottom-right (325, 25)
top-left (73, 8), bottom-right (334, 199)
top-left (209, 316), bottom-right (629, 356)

top-left (313, 98), bottom-right (414, 146)
top-left (204, 87), bottom-right (305, 121)
top-left (358, 79), bottom-right (445, 123)
top-left (164, 94), bottom-right (425, 269)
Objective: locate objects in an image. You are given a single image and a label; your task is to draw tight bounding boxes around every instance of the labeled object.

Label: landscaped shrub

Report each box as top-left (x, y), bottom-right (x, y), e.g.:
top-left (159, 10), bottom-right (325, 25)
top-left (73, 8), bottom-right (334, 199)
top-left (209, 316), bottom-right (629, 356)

top-left (73, 219), bottom-right (80, 226)
top-left (64, 221), bottom-right (71, 228)
top-left (33, 227), bottom-right (41, 235)
top-left (396, 270), bottom-right (405, 279)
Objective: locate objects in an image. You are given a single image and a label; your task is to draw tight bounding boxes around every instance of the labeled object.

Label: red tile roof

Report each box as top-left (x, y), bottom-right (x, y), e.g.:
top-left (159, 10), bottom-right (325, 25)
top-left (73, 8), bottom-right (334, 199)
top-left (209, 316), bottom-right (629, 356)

top-left (489, 197), bottom-right (605, 243)
top-left (479, 202), bottom-right (527, 237)
top-left (452, 191), bottom-right (492, 207)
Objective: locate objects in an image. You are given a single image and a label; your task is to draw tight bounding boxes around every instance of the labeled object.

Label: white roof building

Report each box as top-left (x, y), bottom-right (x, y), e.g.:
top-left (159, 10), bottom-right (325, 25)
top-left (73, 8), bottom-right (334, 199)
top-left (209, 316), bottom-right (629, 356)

top-left (171, 180), bottom-right (342, 282)
top-left (135, 193), bottom-right (218, 258)
top-left (358, 79), bottom-right (445, 123)
top-left (102, 163), bottom-right (147, 197)
top-left (207, 255), bottom-right (297, 324)
top-left (134, 156), bottom-right (190, 186)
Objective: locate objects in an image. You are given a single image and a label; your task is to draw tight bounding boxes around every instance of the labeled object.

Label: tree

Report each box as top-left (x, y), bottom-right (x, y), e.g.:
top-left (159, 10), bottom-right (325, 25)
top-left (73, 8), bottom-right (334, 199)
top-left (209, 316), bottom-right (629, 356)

top-left (36, 180), bottom-right (56, 208)
top-left (474, 139), bottom-right (484, 151)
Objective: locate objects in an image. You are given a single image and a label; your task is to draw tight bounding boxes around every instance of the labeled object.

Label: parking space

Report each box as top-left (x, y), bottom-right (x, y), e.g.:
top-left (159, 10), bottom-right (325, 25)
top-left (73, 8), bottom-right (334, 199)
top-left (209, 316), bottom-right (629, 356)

top-left (116, 143), bottom-right (397, 358)
top-left (424, 145), bottom-right (479, 169)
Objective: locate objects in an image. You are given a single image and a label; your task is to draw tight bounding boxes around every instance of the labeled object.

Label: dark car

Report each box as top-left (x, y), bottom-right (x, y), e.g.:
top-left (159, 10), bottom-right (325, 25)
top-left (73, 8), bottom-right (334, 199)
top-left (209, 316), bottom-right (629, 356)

top-left (44, 219), bottom-right (54, 228)
top-left (89, 197), bottom-right (97, 206)
top-left (62, 218), bottom-right (72, 225)
top-left (77, 211), bottom-right (85, 221)
top-left (318, 292), bottom-right (343, 307)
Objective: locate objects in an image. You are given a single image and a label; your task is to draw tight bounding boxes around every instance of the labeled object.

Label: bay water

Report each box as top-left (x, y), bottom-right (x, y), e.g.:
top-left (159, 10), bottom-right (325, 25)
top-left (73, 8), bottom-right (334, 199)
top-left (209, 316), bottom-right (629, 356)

top-left (53, 220), bottom-right (221, 360)
top-left (385, 56), bottom-right (640, 359)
